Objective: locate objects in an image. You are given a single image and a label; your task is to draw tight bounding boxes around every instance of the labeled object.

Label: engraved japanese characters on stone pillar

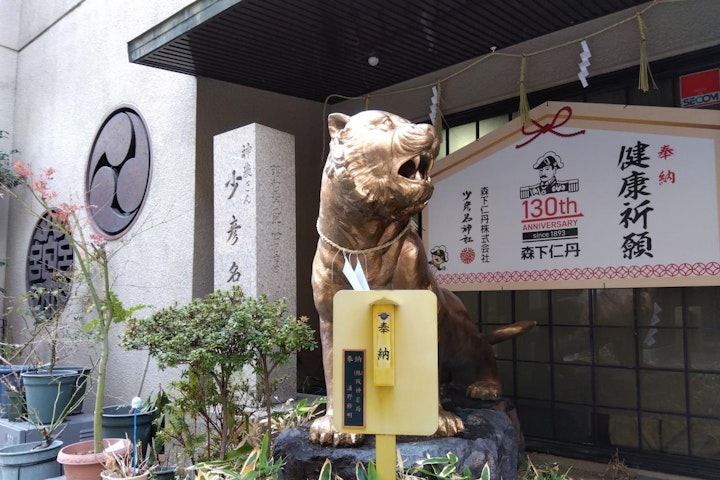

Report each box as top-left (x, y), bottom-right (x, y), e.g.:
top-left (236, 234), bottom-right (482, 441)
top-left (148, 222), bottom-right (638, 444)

top-left (213, 124), bottom-right (296, 302)
top-left (213, 124), bottom-right (296, 399)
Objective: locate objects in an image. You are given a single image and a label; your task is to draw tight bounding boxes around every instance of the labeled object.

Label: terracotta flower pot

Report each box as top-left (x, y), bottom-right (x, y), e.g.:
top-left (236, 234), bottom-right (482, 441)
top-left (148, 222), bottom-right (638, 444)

top-left (57, 438), bottom-right (131, 480)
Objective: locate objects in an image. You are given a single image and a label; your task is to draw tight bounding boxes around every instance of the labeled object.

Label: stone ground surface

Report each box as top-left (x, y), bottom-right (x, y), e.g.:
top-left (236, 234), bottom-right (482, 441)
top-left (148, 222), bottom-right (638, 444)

top-left (524, 452), bottom-right (702, 480)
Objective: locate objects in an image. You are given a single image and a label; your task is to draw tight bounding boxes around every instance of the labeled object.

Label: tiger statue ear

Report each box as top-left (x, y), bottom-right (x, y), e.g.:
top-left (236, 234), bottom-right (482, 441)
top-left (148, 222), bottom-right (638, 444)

top-left (328, 113), bottom-right (351, 165)
top-left (328, 113), bottom-right (350, 139)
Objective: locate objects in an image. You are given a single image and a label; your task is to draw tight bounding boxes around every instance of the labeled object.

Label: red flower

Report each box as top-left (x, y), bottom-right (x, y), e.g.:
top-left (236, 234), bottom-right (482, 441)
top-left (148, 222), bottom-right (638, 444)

top-left (12, 162), bottom-right (31, 179)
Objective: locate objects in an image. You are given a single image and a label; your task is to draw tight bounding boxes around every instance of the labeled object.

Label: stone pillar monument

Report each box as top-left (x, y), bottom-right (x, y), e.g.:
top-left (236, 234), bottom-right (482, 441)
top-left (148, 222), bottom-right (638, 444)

top-left (213, 123), bottom-right (296, 398)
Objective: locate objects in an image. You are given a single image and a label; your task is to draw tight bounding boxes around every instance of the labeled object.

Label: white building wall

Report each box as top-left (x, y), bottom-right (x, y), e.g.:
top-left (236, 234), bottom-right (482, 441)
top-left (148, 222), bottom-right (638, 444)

top-left (16, 0), bottom-right (83, 48)
top-left (4, 0), bottom-right (197, 407)
top-left (0, 0), bottom-right (21, 312)
top-left (0, 0), bottom-right (19, 125)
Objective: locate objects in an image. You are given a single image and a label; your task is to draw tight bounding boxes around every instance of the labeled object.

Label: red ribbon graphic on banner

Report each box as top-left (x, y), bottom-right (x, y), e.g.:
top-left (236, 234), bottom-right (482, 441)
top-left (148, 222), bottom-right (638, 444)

top-left (515, 106), bottom-right (586, 149)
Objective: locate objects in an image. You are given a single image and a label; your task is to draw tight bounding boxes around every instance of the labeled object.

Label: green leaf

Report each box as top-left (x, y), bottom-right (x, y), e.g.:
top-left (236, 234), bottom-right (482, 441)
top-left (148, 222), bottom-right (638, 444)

top-left (438, 464), bottom-right (456, 478)
top-left (366, 460), bottom-right (379, 480)
top-left (480, 463), bottom-right (490, 480)
top-left (354, 460), bottom-right (368, 480)
top-left (318, 458), bottom-right (333, 480)
top-left (419, 456), bottom-right (453, 465)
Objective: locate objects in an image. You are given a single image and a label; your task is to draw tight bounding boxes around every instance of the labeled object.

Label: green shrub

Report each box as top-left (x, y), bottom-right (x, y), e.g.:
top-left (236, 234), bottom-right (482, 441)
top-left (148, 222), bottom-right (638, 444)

top-left (122, 286), bottom-right (317, 464)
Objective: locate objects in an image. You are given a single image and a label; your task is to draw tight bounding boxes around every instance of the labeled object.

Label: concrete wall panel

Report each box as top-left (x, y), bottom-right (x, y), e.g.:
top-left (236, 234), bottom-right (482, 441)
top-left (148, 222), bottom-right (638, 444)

top-left (6, 0), bottom-right (197, 407)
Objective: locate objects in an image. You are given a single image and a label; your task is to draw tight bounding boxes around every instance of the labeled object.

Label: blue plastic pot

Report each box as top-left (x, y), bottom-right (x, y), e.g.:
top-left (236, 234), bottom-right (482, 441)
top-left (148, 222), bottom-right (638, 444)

top-left (0, 365), bottom-right (35, 418)
top-left (0, 439), bottom-right (63, 479)
top-left (58, 365), bottom-right (92, 414)
top-left (21, 369), bottom-right (81, 424)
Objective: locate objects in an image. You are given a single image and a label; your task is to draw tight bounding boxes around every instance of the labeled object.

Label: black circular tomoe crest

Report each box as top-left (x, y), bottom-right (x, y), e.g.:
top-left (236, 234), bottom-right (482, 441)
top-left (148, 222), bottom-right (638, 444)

top-left (86, 107), bottom-right (151, 238)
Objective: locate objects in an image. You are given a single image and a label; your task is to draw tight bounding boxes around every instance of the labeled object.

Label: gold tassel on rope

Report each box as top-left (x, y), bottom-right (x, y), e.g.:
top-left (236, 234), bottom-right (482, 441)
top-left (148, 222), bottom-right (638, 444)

top-left (637, 14), bottom-right (657, 92)
top-left (518, 55), bottom-right (531, 127)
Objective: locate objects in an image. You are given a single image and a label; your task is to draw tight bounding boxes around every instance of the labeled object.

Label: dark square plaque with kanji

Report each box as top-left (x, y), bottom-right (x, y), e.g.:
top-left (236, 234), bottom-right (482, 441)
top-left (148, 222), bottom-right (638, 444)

top-left (342, 349), bottom-right (365, 428)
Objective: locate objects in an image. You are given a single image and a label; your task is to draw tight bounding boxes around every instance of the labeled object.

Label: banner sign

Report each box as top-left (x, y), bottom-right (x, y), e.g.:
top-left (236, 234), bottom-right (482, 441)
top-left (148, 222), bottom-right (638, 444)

top-left (424, 102), bottom-right (720, 290)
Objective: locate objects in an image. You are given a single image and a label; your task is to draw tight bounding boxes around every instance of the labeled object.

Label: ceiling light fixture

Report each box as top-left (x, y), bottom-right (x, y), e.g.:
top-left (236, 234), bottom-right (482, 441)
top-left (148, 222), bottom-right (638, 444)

top-left (367, 55), bottom-right (379, 67)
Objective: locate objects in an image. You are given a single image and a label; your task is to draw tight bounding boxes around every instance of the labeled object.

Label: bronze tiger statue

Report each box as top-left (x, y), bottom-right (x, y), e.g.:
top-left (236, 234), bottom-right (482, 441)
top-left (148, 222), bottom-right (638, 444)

top-left (310, 110), bottom-right (534, 447)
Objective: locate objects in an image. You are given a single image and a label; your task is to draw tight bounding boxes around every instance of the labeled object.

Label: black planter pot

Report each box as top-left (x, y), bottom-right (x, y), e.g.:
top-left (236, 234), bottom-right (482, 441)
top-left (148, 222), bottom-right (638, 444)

top-left (151, 466), bottom-right (178, 479)
top-left (101, 405), bottom-right (157, 456)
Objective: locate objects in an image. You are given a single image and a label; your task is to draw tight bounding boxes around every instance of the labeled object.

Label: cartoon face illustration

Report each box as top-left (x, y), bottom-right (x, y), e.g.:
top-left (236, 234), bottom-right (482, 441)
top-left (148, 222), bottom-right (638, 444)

top-left (538, 164), bottom-right (557, 184)
top-left (429, 245), bottom-right (449, 271)
top-left (520, 151), bottom-right (579, 199)
top-left (535, 153), bottom-right (562, 186)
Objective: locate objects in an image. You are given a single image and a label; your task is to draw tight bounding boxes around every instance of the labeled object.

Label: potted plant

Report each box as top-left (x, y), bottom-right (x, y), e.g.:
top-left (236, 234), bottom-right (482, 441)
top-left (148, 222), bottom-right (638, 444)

top-left (15, 285), bottom-right (88, 425)
top-left (0, 420), bottom-right (65, 479)
top-left (100, 438), bottom-right (155, 480)
top-left (0, 138), bottom-right (33, 420)
top-left (21, 367), bottom-right (81, 425)
top-left (2, 279), bottom-right (94, 426)
top-left (57, 437), bottom-right (133, 480)
top-left (121, 285), bottom-right (317, 466)
top-left (0, 335), bottom-right (93, 479)
top-left (144, 436), bottom-right (177, 480)
top-left (2, 163), bottom-right (145, 477)
top-left (98, 395), bottom-right (167, 479)
top-left (1, 378), bottom-right (25, 422)
top-left (101, 395), bottom-right (158, 458)
top-left (0, 341), bottom-right (35, 421)
top-left (0, 437), bottom-right (64, 479)
top-left (143, 394), bottom-right (181, 480)
top-left (0, 366), bottom-right (86, 480)
top-left (0, 283), bottom-right (88, 423)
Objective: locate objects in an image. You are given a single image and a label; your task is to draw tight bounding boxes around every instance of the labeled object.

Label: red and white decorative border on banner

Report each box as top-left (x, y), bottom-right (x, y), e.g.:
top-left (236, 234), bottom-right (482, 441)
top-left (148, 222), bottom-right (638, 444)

top-left (435, 262), bottom-right (720, 284)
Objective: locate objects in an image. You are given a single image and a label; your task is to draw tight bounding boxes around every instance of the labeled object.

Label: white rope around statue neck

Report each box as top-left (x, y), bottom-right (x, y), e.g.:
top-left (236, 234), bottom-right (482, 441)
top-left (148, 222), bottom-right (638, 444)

top-left (316, 219), bottom-right (411, 255)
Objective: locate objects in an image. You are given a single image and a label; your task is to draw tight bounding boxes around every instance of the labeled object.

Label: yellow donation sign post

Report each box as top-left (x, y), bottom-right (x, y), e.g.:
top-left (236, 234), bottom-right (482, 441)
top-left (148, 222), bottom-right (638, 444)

top-left (333, 290), bottom-right (439, 479)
